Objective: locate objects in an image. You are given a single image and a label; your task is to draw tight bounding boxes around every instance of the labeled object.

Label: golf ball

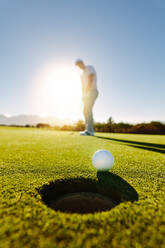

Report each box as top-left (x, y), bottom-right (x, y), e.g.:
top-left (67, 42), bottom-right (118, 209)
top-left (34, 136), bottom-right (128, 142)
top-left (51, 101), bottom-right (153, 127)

top-left (92, 150), bottom-right (114, 171)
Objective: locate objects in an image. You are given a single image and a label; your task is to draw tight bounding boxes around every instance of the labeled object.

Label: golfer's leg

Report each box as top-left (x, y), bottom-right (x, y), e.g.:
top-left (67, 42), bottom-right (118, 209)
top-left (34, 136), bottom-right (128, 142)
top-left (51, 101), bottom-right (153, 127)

top-left (87, 109), bottom-right (94, 134)
top-left (86, 90), bottom-right (98, 134)
top-left (83, 102), bottom-right (88, 131)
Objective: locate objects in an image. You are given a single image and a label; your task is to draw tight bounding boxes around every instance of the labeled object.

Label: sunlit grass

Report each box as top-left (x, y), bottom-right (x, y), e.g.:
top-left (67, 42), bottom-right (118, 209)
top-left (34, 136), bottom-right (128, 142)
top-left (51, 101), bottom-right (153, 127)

top-left (0, 127), bottom-right (165, 248)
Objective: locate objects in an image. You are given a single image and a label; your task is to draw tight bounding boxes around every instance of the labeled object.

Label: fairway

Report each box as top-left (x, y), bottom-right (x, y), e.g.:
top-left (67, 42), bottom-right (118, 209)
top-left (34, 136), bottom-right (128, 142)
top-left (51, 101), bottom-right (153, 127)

top-left (0, 127), bottom-right (165, 248)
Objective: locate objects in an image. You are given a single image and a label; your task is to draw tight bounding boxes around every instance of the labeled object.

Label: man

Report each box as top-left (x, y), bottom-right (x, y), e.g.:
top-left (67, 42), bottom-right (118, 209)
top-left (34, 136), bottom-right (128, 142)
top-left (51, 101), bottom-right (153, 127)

top-left (75, 59), bottom-right (98, 136)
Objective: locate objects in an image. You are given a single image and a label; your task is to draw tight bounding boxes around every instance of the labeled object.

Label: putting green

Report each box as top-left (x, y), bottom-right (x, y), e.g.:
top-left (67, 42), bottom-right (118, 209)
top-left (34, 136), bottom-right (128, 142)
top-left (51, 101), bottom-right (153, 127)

top-left (0, 127), bottom-right (164, 248)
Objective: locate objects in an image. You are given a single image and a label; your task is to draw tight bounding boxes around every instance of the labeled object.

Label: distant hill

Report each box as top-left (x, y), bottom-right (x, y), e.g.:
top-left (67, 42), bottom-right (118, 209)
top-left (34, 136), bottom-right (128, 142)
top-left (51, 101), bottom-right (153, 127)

top-left (0, 114), bottom-right (73, 126)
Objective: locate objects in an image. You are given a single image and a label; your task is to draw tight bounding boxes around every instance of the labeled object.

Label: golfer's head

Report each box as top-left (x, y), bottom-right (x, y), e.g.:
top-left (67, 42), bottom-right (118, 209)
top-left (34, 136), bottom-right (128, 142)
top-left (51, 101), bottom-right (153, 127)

top-left (75, 59), bottom-right (85, 70)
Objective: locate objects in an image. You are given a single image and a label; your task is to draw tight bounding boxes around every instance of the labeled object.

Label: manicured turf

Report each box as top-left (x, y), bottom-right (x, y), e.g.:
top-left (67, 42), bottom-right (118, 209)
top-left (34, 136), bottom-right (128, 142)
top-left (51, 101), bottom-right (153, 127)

top-left (0, 127), bottom-right (165, 248)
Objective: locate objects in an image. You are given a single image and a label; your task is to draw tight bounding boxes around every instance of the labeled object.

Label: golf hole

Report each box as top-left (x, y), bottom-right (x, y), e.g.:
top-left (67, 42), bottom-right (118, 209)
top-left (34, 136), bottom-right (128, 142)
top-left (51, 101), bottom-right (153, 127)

top-left (38, 173), bottom-right (138, 214)
top-left (49, 192), bottom-right (117, 214)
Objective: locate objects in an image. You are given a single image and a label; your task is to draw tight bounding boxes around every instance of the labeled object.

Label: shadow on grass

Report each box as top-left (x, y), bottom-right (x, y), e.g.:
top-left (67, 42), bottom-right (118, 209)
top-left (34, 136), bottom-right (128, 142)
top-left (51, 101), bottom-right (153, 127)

top-left (97, 172), bottom-right (138, 202)
top-left (95, 136), bottom-right (165, 154)
top-left (38, 173), bottom-right (138, 214)
top-left (128, 144), bottom-right (165, 154)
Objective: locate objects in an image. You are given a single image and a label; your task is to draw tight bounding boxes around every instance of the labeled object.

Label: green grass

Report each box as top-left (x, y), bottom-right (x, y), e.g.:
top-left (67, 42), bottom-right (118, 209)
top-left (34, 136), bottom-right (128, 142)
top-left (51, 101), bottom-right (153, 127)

top-left (0, 127), bottom-right (165, 248)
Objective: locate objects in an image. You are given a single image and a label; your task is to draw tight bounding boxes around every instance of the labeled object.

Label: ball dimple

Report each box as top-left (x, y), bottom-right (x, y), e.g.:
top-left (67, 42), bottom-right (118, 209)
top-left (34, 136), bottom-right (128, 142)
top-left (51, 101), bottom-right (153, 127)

top-left (92, 150), bottom-right (114, 171)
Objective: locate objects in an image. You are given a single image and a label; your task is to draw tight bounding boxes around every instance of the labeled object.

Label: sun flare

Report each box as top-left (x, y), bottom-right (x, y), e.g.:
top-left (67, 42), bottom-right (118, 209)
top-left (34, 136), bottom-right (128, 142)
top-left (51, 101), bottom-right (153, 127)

top-left (33, 63), bottom-right (82, 120)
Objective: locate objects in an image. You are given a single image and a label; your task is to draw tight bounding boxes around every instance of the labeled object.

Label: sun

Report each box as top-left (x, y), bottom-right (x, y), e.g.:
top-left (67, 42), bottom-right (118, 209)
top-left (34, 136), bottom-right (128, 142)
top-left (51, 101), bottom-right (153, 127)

top-left (33, 63), bottom-right (82, 120)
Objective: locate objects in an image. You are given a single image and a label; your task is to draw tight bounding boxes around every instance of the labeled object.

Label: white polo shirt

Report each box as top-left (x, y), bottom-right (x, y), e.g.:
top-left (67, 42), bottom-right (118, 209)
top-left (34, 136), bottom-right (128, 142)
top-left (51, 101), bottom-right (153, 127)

top-left (81, 65), bottom-right (97, 91)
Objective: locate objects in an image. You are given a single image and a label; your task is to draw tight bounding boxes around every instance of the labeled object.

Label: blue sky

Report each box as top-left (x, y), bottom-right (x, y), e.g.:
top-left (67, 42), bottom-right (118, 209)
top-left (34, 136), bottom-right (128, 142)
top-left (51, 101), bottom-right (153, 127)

top-left (0, 0), bottom-right (164, 123)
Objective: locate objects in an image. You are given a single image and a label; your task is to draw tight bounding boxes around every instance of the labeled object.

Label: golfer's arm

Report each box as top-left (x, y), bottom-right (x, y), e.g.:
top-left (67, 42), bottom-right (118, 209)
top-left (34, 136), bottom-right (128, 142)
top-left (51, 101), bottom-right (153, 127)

top-left (86, 74), bottom-right (95, 92)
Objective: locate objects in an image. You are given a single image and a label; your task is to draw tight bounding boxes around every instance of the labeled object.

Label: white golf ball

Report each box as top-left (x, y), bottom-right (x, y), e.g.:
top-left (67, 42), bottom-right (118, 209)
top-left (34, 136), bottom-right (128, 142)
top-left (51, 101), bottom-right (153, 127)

top-left (92, 150), bottom-right (114, 171)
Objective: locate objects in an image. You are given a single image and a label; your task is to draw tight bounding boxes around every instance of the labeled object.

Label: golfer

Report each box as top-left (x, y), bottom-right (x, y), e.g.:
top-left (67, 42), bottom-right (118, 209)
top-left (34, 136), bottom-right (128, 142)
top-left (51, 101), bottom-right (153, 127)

top-left (75, 59), bottom-right (98, 136)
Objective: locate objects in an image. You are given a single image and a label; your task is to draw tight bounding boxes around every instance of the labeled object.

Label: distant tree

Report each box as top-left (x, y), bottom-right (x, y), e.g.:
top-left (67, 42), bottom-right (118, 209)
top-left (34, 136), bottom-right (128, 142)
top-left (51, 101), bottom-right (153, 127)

top-left (60, 125), bottom-right (73, 131)
top-left (107, 117), bottom-right (114, 125)
top-left (94, 122), bottom-right (105, 132)
top-left (35, 120), bottom-right (165, 134)
top-left (36, 123), bottom-right (51, 128)
top-left (129, 121), bottom-right (165, 134)
top-left (74, 120), bottom-right (85, 131)
top-left (113, 122), bottom-right (133, 133)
